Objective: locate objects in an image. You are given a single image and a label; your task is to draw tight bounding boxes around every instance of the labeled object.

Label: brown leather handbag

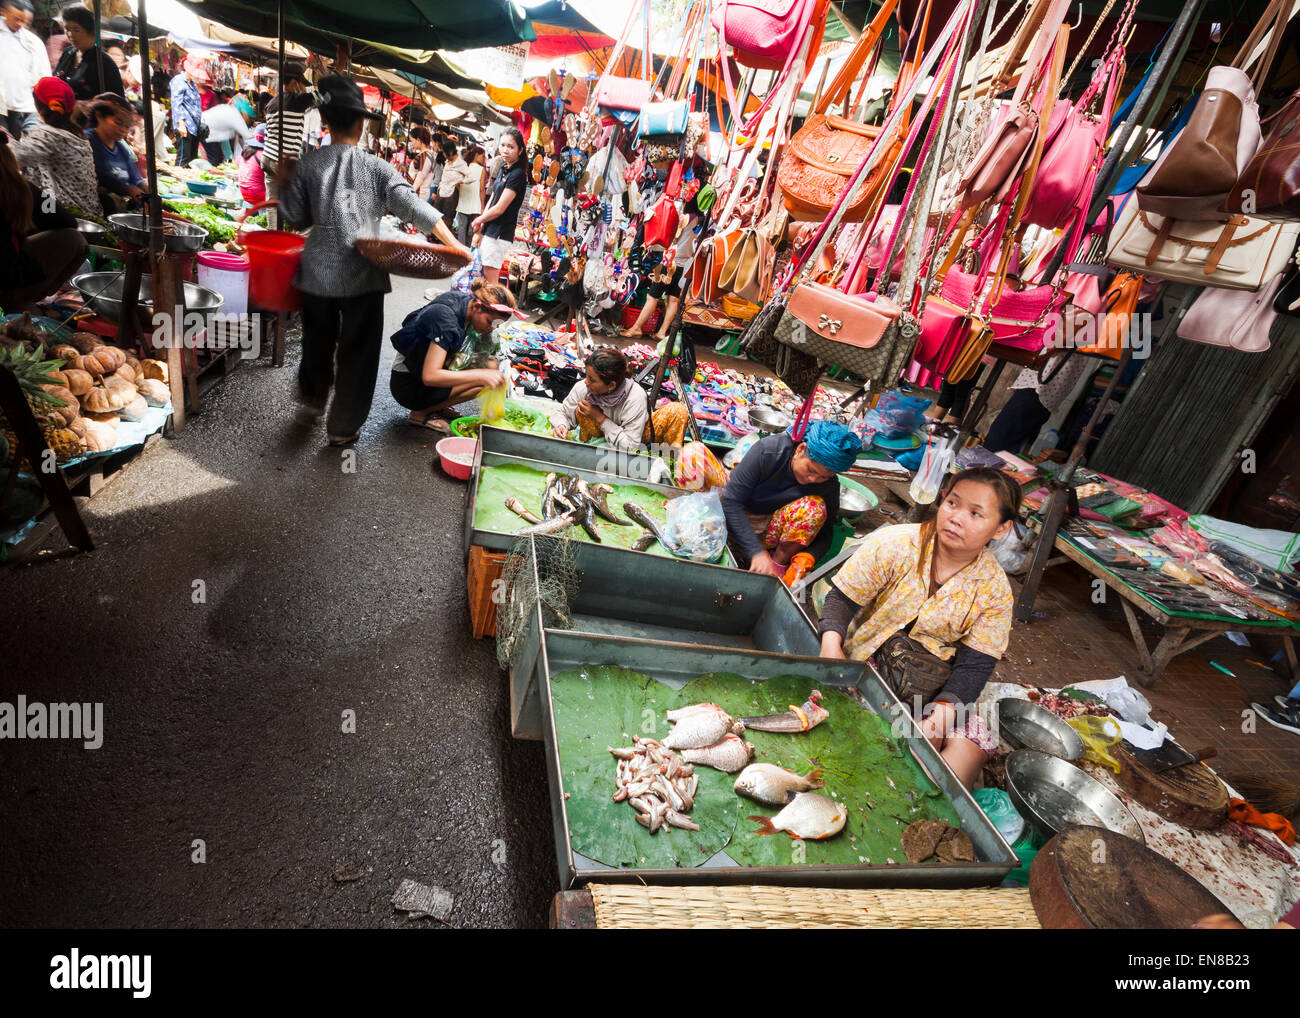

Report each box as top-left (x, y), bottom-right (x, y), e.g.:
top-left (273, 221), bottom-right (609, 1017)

top-left (957, 101), bottom-right (1040, 209)
top-left (1225, 89), bottom-right (1300, 220)
top-left (778, 114), bottom-right (898, 222)
top-left (874, 632), bottom-right (951, 706)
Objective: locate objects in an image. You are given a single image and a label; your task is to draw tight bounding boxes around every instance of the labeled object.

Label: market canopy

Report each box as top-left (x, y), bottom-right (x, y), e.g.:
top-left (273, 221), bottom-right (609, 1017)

top-left (176, 0), bottom-right (537, 50)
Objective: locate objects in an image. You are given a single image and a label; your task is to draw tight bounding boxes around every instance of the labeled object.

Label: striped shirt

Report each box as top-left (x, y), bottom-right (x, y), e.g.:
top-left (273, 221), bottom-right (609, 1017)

top-left (263, 92), bottom-right (314, 164)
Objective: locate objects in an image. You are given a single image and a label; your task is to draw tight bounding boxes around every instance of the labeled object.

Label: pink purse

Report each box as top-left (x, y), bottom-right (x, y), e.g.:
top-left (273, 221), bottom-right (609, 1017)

top-left (595, 77), bottom-right (652, 112)
top-left (1176, 274), bottom-right (1283, 353)
top-left (711, 0), bottom-right (819, 70)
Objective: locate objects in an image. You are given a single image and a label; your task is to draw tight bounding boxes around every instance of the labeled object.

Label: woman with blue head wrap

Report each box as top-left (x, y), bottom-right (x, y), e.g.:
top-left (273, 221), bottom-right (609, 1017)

top-left (718, 420), bottom-right (862, 575)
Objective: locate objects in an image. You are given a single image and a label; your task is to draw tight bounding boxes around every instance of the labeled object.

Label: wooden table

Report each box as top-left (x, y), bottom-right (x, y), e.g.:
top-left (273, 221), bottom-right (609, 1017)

top-left (1029, 522), bottom-right (1300, 686)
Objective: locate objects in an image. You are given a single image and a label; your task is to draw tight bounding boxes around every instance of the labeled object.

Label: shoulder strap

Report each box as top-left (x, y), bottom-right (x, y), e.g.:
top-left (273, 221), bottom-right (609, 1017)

top-left (816, 0), bottom-right (901, 115)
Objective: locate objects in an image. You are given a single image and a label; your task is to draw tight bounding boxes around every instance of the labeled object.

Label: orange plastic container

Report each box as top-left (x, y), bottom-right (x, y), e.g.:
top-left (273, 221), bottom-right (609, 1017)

top-left (238, 201), bottom-right (304, 311)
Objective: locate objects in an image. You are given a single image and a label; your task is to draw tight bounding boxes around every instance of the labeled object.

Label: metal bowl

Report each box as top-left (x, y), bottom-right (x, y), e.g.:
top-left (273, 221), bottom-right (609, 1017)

top-left (108, 213), bottom-right (207, 253)
top-left (71, 272), bottom-right (224, 324)
top-left (75, 218), bottom-right (106, 243)
top-left (999, 697), bottom-right (1085, 760)
top-left (748, 407), bottom-right (791, 434)
top-left (1005, 749), bottom-right (1145, 845)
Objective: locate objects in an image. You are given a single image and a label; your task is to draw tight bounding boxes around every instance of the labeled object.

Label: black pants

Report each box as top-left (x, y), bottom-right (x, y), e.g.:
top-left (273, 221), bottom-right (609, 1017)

top-left (983, 388), bottom-right (1051, 455)
top-left (176, 132), bottom-right (199, 167)
top-left (298, 291), bottom-right (386, 439)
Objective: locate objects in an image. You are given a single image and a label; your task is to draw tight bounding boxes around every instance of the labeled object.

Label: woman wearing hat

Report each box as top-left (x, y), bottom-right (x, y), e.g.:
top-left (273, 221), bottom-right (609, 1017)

top-left (84, 91), bottom-right (142, 213)
top-left (236, 124), bottom-right (266, 204)
top-left (12, 76), bottom-right (101, 216)
top-left (278, 74), bottom-right (472, 446)
top-left (54, 6), bottom-right (123, 101)
top-left (816, 468), bottom-right (1021, 788)
top-left (169, 54), bottom-right (206, 167)
top-left (719, 421), bottom-right (857, 576)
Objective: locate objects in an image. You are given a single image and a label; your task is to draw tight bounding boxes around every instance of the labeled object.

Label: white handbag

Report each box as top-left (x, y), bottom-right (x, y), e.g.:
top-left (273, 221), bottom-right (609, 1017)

top-left (1107, 198), bottom-right (1300, 292)
top-left (1176, 273), bottom-right (1283, 353)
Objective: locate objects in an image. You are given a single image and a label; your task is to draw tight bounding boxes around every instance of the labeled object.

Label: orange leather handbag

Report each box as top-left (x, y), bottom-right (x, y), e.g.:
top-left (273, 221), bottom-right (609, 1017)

top-left (689, 229), bottom-right (744, 303)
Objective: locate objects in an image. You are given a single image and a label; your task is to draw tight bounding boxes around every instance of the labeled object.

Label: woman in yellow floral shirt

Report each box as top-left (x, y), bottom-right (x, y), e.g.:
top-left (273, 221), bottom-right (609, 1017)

top-left (818, 467), bottom-right (1021, 787)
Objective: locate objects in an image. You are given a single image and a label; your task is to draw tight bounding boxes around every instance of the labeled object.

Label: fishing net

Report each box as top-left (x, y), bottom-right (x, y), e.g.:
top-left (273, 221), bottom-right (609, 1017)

top-left (495, 533), bottom-right (582, 671)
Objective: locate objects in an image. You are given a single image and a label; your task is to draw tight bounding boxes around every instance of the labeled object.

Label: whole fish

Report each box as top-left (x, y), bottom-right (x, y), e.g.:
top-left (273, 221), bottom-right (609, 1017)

top-left (739, 690), bottom-right (831, 734)
top-left (666, 703), bottom-right (725, 722)
top-left (663, 704), bottom-right (738, 750)
top-left (513, 510), bottom-right (577, 536)
top-left (540, 472), bottom-right (558, 519)
top-left (680, 733), bottom-right (754, 772)
top-left (734, 763), bottom-right (826, 806)
top-left (749, 792), bottom-right (847, 840)
top-left (581, 480), bottom-right (629, 525)
top-left (504, 497), bottom-right (541, 525)
top-left (623, 502), bottom-right (670, 548)
top-left (632, 531), bottom-right (658, 553)
top-left (577, 499), bottom-right (603, 543)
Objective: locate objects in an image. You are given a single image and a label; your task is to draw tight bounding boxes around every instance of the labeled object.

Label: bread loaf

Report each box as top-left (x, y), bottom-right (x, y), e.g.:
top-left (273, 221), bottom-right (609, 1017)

top-left (141, 358), bottom-right (169, 383)
top-left (69, 331), bottom-right (100, 355)
top-left (113, 363), bottom-right (137, 384)
top-left (84, 410), bottom-right (120, 424)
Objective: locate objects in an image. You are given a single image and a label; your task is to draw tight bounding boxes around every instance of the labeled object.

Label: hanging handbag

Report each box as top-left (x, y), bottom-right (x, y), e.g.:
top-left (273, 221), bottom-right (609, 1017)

top-left (717, 226), bottom-right (775, 302)
top-left (1075, 270), bottom-right (1144, 359)
top-left (1225, 87), bottom-right (1300, 220)
top-left (1176, 274), bottom-right (1283, 353)
top-left (690, 228), bottom-right (744, 303)
top-left (637, 100), bottom-right (690, 140)
top-left (644, 162), bottom-right (684, 250)
top-left (875, 632), bottom-right (952, 706)
top-left (1106, 198), bottom-right (1300, 291)
top-left (1272, 240), bottom-right (1300, 315)
top-left (739, 292), bottom-right (788, 369)
top-left (596, 77), bottom-right (653, 113)
top-left (1137, 0), bottom-right (1290, 221)
top-left (773, 280), bottom-right (903, 377)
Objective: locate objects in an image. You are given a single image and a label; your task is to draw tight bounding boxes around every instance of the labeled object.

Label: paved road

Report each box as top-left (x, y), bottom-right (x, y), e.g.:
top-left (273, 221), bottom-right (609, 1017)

top-left (0, 277), bottom-right (559, 928)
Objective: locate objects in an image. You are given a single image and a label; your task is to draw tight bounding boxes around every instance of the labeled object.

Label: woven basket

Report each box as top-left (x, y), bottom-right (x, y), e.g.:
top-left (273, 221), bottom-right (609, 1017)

top-left (354, 237), bottom-right (469, 279)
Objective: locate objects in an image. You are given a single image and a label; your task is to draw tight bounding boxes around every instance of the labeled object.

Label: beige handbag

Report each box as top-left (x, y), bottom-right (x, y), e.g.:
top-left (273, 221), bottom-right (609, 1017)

top-left (1106, 198), bottom-right (1300, 292)
top-left (717, 201), bottom-right (785, 303)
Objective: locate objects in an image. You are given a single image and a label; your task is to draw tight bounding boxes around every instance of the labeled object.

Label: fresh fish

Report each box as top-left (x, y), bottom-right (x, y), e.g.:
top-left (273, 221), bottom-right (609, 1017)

top-left (608, 746), bottom-right (638, 760)
top-left (749, 792), bottom-right (847, 840)
top-left (552, 492), bottom-right (576, 516)
top-left (733, 763), bottom-right (826, 806)
top-left (577, 499), bottom-right (603, 543)
top-left (663, 704), bottom-right (737, 750)
top-left (664, 809), bottom-right (700, 832)
top-left (666, 702), bottom-right (724, 722)
top-left (540, 472), bottom-right (558, 519)
top-left (504, 497), bottom-right (542, 525)
top-left (612, 786), bottom-right (629, 802)
top-left (623, 502), bottom-right (669, 547)
top-left (513, 510), bottom-right (577, 536)
top-left (680, 733), bottom-right (754, 772)
top-left (739, 690), bottom-right (831, 733)
top-left (631, 531), bottom-right (658, 552)
top-left (581, 480), bottom-right (630, 525)
top-left (654, 774), bottom-right (686, 812)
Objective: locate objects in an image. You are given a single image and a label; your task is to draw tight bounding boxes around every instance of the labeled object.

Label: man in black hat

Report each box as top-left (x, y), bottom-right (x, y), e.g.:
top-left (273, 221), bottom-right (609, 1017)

top-left (277, 74), bottom-right (472, 447)
top-left (262, 60), bottom-right (312, 228)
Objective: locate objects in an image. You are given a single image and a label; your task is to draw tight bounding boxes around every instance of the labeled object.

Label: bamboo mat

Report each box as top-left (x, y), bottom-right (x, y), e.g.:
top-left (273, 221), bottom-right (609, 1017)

top-left (588, 884), bottom-right (1040, 929)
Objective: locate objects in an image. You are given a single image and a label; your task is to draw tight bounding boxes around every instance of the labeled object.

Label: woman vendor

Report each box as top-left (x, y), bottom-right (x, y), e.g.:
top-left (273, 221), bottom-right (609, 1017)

top-left (388, 278), bottom-right (523, 434)
top-left (549, 346), bottom-right (692, 451)
top-left (84, 92), bottom-right (142, 213)
top-left (817, 467), bottom-right (1020, 788)
top-left (0, 132), bottom-right (87, 311)
top-left (719, 421), bottom-right (857, 576)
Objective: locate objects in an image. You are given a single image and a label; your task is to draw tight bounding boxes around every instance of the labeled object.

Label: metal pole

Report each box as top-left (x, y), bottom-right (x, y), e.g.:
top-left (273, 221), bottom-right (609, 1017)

top-left (93, 0), bottom-right (100, 49)
top-left (277, 0), bottom-right (286, 172)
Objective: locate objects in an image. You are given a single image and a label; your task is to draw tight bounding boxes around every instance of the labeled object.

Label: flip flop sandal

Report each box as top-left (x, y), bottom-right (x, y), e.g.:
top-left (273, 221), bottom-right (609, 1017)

top-left (408, 416), bottom-right (450, 435)
top-left (561, 71), bottom-right (577, 100)
top-left (327, 432), bottom-right (360, 446)
top-left (532, 153), bottom-right (545, 180)
top-left (547, 69), bottom-right (560, 97)
top-left (547, 159), bottom-right (561, 187)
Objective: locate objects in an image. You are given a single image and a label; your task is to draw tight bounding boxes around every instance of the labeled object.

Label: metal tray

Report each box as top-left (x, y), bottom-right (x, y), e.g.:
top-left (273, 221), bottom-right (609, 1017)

top-left (463, 447), bottom-right (705, 558)
top-left (533, 630), bottom-right (1018, 889)
top-left (478, 424), bottom-right (670, 483)
top-left (506, 535), bottom-right (819, 739)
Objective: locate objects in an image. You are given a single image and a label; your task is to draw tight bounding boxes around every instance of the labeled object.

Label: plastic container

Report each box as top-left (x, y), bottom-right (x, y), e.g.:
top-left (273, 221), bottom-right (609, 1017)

top-left (435, 436), bottom-right (477, 480)
top-left (620, 302), bottom-right (662, 333)
top-left (196, 251), bottom-right (249, 318)
top-left (241, 231), bottom-right (304, 311)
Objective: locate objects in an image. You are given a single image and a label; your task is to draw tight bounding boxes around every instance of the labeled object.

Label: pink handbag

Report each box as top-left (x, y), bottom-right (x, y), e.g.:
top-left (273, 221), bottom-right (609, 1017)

top-left (1024, 52), bottom-right (1125, 230)
top-left (1176, 274), bottom-right (1283, 353)
top-left (595, 76), bottom-right (652, 112)
top-left (711, 0), bottom-right (818, 70)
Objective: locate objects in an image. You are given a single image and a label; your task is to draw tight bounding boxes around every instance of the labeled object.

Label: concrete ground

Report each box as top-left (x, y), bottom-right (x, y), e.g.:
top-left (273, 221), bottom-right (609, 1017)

top-left (2, 279), bottom-right (1297, 928)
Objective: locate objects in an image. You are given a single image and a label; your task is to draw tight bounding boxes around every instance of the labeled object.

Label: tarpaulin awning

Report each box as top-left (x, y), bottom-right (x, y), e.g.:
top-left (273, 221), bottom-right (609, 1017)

top-left (177, 0), bottom-right (536, 51)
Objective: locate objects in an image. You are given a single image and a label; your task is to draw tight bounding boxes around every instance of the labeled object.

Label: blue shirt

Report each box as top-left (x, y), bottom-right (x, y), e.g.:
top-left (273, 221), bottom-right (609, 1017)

top-left (85, 131), bottom-right (142, 195)
top-left (169, 73), bottom-right (201, 133)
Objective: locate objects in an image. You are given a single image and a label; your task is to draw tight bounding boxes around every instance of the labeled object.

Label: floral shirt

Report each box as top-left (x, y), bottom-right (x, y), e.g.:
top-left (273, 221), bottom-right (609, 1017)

top-left (13, 124), bottom-right (102, 217)
top-left (834, 523), bottom-right (1013, 663)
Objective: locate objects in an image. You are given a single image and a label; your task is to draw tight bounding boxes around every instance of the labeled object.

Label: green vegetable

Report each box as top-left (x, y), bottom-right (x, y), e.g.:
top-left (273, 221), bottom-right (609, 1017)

top-left (162, 200), bottom-right (238, 244)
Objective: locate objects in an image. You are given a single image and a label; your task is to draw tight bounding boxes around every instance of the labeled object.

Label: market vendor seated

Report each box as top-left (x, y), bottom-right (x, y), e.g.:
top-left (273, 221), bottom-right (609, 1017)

top-left (549, 346), bottom-right (692, 451)
top-left (388, 279), bottom-right (525, 435)
top-left (817, 468), bottom-right (1021, 789)
top-left (719, 421), bottom-right (856, 576)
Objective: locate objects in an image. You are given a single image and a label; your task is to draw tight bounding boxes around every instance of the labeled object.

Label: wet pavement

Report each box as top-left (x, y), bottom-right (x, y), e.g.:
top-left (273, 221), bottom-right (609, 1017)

top-left (0, 276), bottom-right (559, 928)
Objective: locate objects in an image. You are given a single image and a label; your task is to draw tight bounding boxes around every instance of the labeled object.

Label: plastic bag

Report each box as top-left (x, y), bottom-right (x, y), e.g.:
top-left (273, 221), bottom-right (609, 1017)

top-left (1067, 715), bottom-right (1123, 773)
top-left (724, 433), bottom-right (761, 468)
top-left (989, 521), bottom-right (1037, 576)
top-left (663, 490), bottom-right (728, 562)
top-left (972, 787), bottom-right (1025, 845)
top-left (1189, 514), bottom-right (1300, 571)
top-left (480, 384), bottom-right (507, 424)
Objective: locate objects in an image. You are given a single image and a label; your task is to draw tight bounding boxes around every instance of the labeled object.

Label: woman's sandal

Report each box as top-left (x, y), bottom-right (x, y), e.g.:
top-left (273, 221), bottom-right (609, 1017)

top-left (408, 414), bottom-right (451, 435)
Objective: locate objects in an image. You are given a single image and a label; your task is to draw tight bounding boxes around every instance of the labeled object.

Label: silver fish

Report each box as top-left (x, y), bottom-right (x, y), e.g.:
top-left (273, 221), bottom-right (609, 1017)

top-left (749, 792), bottom-right (847, 840)
top-left (734, 763), bottom-right (826, 806)
top-left (680, 734), bottom-right (754, 772)
top-left (513, 510), bottom-right (577, 536)
top-left (664, 809), bottom-right (700, 832)
top-left (663, 704), bottom-right (737, 750)
top-left (622, 502), bottom-right (669, 546)
top-left (666, 703), bottom-right (724, 722)
top-left (739, 690), bottom-right (831, 733)
top-left (505, 497), bottom-right (541, 525)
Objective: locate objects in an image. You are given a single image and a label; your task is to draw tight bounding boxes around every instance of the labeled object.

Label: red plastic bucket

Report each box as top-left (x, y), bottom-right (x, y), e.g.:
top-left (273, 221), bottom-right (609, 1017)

top-left (238, 202), bottom-right (304, 312)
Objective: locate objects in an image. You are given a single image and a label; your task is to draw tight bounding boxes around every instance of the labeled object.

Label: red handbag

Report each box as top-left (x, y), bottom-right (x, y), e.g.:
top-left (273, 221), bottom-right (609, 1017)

top-left (644, 162), bottom-right (683, 250)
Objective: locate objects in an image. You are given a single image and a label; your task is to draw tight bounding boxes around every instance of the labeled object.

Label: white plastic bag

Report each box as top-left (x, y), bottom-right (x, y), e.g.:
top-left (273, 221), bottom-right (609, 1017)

top-left (663, 490), bottom-right (728, 562)
top-left (1188, 514), bottom-right (1300, 571)
top-left (583, 144), bottom-right (628, 195)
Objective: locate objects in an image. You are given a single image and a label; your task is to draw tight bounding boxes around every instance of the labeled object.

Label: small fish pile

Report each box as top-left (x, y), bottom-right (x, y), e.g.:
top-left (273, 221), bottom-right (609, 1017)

top-left (665, 703), bottom-right (754, 772)
top-left (608, 739), bottom-right (700, 834)
top-left (505, 472), bottom-right (630, 540)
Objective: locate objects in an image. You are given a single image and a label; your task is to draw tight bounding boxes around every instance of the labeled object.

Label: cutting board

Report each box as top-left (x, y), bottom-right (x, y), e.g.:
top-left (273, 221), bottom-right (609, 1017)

top-left (1029, 825), bottom-right (1228, 929)
top-left (1114, 741), bottom-right (1229, 829)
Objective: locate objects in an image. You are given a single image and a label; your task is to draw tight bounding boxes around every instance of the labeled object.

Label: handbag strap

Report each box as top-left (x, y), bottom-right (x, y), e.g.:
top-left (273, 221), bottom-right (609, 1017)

top-left (1234, 0), bottom-right (1294, 91)
top-left (815, 0), bottom-right (900, 115)
top-left (718, 0), bottom-right (818, 138)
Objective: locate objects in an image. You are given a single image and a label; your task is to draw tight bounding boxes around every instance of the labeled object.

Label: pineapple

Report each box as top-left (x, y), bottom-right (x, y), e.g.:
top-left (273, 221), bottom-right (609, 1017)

top-left (0, 344), bottom-right (84, 465)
